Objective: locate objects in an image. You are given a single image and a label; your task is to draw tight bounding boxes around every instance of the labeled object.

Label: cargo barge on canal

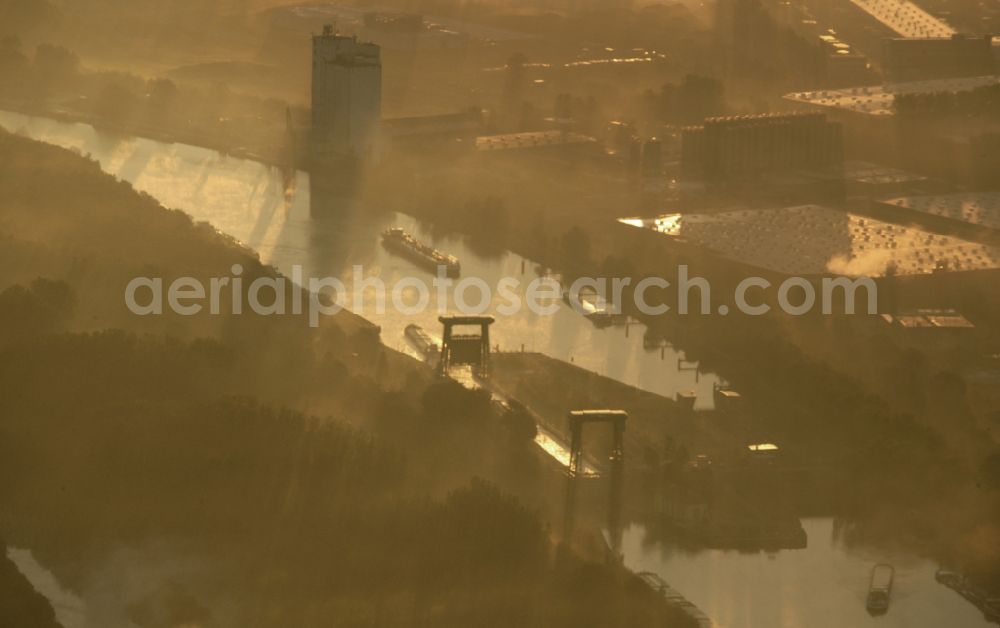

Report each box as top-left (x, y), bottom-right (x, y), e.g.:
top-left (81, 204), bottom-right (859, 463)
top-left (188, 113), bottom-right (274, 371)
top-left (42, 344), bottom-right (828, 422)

top-left (382, 228), bottom-right (461, 277)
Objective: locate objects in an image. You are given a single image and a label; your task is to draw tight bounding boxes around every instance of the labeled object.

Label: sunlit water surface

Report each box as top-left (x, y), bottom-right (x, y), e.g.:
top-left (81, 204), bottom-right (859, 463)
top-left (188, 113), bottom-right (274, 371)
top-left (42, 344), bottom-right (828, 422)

top-left (621, 519), bottom-right (994, 628)
top-left (0, 110), bottom-right (717, 407)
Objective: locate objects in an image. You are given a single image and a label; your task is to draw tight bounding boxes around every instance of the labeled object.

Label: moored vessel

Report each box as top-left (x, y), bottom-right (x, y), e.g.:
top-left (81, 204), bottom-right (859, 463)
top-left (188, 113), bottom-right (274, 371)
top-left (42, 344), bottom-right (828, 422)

top-left (382, 227), bottom-right (461, 277)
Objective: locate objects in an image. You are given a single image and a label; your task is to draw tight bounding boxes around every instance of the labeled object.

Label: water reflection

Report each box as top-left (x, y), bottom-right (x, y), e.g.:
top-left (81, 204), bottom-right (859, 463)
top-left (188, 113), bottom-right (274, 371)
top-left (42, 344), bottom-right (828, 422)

top-left (620, 518), bottom-right (994, 628)
top-left (0, 109), bottom-right (718, 406)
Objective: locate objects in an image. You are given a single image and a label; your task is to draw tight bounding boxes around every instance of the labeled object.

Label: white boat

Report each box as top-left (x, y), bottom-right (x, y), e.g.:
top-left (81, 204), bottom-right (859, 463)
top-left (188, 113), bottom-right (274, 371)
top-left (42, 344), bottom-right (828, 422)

top-left (382, 228), bottom-right (461, 277)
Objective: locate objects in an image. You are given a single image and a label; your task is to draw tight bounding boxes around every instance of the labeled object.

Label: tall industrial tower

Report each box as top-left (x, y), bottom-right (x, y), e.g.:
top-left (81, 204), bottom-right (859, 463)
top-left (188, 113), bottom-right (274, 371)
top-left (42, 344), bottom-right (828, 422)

top-left (311, 25), bottom-right (382, 161)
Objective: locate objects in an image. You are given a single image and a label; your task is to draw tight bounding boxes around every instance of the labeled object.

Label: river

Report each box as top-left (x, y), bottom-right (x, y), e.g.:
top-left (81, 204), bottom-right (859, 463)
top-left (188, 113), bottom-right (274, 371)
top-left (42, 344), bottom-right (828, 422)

top-left (1, 110), bottom-right (993, 628)
top-left (0, 109), bottom-right (717, 408)
top-left (621, 519), bottom-right (994, 628)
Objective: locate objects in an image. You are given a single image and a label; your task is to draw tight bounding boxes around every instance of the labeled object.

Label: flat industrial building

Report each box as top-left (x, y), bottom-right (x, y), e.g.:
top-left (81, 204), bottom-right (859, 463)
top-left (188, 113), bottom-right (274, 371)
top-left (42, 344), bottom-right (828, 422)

top-left (880, 192), bottom-right (1000, 231)
top-left (620, 205), bottom-right (1000, 276)
top-left (844, 160), bottom-right (928, 187)
top-left (849, 0), bottom-right (955, 38)
top-left (475, 131), bottom-right (597, 152)
top-left (880, 309), bottom-right (974, 329)
top-left (784, 75), bottom-right (1000, 116)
